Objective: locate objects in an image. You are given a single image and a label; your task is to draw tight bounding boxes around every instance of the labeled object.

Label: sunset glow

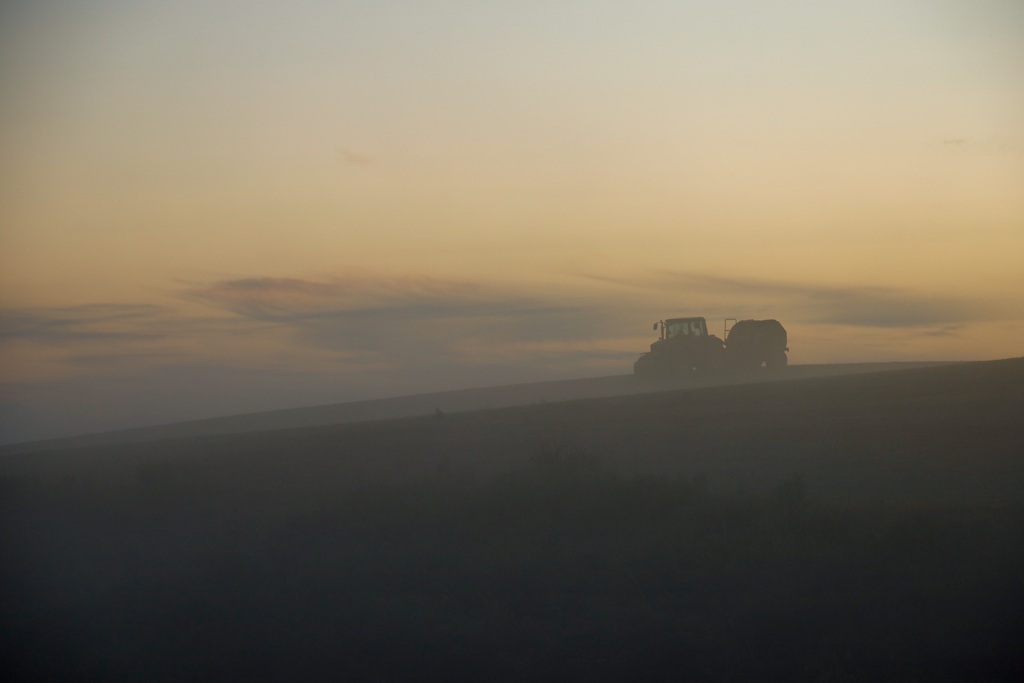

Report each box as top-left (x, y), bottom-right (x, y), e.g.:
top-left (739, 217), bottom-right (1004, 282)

top-left (2, 0), bottom-right (1022, 442)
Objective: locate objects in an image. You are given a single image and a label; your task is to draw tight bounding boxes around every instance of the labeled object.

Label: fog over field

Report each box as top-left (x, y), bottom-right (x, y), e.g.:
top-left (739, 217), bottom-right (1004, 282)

top-left (2, 360), bottom-right (1023, 679)
top-left (0, 360), bottom-right (950, 453)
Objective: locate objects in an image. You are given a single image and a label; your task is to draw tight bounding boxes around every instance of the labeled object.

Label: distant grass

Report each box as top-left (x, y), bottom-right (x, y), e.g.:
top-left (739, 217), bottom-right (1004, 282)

top-left (2, 451), bottom-right (1023, 682)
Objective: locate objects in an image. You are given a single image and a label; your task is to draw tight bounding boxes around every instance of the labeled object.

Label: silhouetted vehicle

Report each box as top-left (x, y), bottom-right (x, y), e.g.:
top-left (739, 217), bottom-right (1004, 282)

top-left (633, 316), bottom-right (788, 377)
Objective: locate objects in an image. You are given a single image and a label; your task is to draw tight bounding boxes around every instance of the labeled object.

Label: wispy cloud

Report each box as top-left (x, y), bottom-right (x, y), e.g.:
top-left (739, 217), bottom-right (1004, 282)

top-left (914, 324), bottom-right (966, 338)
top-left (0, 304), bottom-right (172, 343)
top-left (337, 147), bottom-right (372, 165)
top-left (188, 274), bottom-right (482, 320)
top-left (0, 275), bottom-right (627, 388)
top-left (188, 274), bottom-right (619, 359)
top-left (577, 269), bottom-right (994, 328)
top-left (800, 289), bottom-right (979, 328)
top-left (935, 137), bottom-right (1024, 155)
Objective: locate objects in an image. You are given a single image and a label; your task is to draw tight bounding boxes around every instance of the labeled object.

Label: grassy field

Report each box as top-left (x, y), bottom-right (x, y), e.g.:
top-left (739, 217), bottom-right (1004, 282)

top-left (2, 359), bottom-right (1023, 681)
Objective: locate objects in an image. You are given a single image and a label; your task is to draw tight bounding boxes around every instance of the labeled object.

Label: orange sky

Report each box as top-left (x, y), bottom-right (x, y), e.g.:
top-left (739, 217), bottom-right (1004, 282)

top-left (1, 1), bottom-right (1022, 442)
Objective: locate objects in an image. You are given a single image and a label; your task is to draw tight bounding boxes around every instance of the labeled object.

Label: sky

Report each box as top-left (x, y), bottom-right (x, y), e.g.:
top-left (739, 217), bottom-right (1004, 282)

top-left (1, 0), bottom-right (1022, 443)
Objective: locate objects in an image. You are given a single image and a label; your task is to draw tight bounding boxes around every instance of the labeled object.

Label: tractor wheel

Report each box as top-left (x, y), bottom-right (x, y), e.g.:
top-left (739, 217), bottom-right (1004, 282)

top-left (634, 353), bottom-right (660, 378)
top-left (766, 351), bottom-right (788, 369)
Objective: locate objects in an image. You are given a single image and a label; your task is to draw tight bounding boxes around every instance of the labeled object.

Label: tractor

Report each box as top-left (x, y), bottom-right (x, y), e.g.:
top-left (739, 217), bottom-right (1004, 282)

top-left (633, 316), bottom-right (788, 377)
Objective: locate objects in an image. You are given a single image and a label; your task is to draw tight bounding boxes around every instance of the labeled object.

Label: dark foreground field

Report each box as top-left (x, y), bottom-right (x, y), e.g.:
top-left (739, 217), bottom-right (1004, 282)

top-left (2, 359), bottom-right (1023, 681)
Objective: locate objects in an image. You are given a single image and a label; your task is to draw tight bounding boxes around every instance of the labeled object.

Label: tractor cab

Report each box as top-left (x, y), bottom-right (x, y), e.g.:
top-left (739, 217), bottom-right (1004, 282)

top-left (657, 317), bottom-right (709, 341)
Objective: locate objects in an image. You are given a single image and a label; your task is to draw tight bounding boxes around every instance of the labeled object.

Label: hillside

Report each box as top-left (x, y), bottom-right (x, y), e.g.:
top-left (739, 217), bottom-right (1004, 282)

top-left (0, 360), bottom-right (953, 454)
top-left (2, 358), bottom-right (1021, 504)
top-left (2, 358), bottom-right (1023, 681)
